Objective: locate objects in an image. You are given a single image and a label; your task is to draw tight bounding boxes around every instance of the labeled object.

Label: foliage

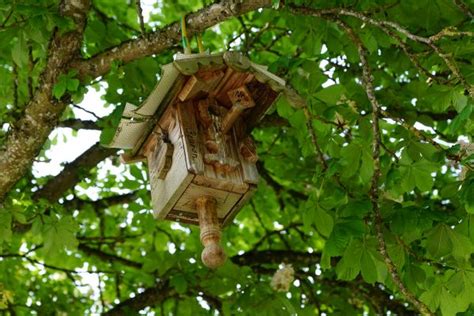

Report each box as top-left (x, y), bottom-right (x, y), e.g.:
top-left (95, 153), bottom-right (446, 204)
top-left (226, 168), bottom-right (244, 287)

top-left (0, 0), bottom-right (473, 315)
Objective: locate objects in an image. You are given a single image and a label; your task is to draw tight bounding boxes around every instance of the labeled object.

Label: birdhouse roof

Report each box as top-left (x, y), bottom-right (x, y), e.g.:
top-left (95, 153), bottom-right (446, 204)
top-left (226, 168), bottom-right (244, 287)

top-left (107, 51), bottom-right (295, 155)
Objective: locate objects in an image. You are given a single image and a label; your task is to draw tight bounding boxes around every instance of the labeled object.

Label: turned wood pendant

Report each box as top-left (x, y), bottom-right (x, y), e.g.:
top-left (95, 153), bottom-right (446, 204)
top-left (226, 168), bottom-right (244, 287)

top-left (108, 52), bottom-right (287, 268)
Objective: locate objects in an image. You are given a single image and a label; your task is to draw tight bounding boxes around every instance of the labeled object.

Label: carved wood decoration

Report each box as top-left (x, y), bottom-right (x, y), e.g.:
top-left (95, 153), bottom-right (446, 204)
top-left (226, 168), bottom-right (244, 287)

top-left (110, 52), bottom-right (286, 268)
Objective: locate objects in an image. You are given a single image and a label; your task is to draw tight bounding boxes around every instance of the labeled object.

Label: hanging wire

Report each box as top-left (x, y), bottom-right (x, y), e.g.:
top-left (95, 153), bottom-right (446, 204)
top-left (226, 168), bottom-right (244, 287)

top-left (197, 33), bottom-right (205, 53)
top-left (180, 16), bottom-right (192, 54)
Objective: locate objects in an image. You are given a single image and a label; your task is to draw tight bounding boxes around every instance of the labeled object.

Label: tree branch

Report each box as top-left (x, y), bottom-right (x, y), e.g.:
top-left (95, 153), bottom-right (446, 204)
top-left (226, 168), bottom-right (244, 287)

top-left (103, 280), bottom-right (175, 316)
top-left (102, 249), bottom-right (411, 315)
top-left (34, 142), bottom-right (117, 202)
top-left (303, 105), bottom-right (328, 171)
top-left (452, 0), bottom-right (474, 18)
top-left (62, 191), bottom-right (139, 212)
top-left (334, 18), bottom-right (433, 316)
top-left (71, 0), bottom-right (273, 81)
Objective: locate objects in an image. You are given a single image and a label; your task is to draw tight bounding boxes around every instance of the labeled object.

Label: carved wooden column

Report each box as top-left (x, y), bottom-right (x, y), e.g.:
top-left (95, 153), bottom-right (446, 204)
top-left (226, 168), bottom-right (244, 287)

top-left (195, 196), bottom-right (226, 268)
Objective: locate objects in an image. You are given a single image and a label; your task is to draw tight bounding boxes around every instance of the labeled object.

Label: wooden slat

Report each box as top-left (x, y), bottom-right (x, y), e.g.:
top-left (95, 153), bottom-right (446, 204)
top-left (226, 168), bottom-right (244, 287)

top-left (192, 174), bottom-right (248, 194)
top-left (120, 153), bottom-right (146, 164)
top-left (233, 120), bottom-right (259, 184)
top-left (222, 185), bottom-right (256, 226)
top-left (150, 136), bottom-right (194, 220)
top-left (166, 209), bottom-right (199, 225)
top-left (176, 102), bottom-right (204, 175)
top-left (199, 112), bottom-right (251, 191)
top-left (244, 79), bottom-right (279, 131)
top-left (178, 70), bottom-right (224, 102)
top-left (173, 183), bottom-right (242, 218)
top-left (131, 75), bottom-right (186, 157)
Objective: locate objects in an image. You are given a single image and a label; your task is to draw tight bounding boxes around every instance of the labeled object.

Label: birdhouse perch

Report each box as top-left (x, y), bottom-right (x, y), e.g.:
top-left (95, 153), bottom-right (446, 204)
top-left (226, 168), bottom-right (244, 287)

top-left (108, 52), bottom-right (288, 268)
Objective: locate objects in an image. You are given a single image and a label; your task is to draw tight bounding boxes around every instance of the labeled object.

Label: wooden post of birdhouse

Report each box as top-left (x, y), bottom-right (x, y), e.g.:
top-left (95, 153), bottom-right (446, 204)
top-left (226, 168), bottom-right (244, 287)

top-left (108, 52), bottom-right (288, 268)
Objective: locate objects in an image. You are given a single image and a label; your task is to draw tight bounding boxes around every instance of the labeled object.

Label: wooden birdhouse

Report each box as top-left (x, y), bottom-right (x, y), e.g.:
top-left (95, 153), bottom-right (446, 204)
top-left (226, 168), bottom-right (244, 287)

top-left (108, 52), bottom-right (288, 268)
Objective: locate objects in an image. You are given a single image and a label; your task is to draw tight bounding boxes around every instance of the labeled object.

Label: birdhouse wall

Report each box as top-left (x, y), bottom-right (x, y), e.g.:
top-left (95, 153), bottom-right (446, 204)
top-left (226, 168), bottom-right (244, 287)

top-left (141, 98), bottom-right (257, 226)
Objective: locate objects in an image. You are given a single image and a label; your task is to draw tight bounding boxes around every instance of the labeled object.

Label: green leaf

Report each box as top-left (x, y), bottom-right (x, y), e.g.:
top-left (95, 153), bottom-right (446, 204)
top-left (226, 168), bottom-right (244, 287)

top-left (336, 239), bottom-right (363, 280)
top-left (447, 229), bottom-right (474, 261)
top-left (12, 32), bottom-right (28, 67)
top-left (448, 103), bottom-right (472, 135)
top-left (0, 209), bottom-right (12, 246)
top-left (314, 85), bottom-right (344, 105)
top-left (11, 205), bottom-right (27, 224)
top-left (400, 165), bottom-right (416, 192)
top-left (360, 247), bottom-right (377, 284)
top-left (420, 282), bottom-right (442, 312)
top-left (439, 286), bottom-right (463, 316)
top-left (386, 241), bottom-right (406, 269)
top-left (359, 151), bottom-right (374, 183)
top-left (426, 224), bottom-right (452, 258)
top-left (460, 177), bottom-right (474, 214)
top-left (41, 215), bottom-right (78, 259)
top-left (170, 274), bottom-right (188, 294)
top-left (66, 78), bottom-right (80, 92)
top-left (412, 166), bottom-right (434, 191)
top-left (314, 206), bottom-right (334, 237)
top-left (53, 79), bottom-right (67, 99)
top-left (339, 143), bottom-right (361, 178)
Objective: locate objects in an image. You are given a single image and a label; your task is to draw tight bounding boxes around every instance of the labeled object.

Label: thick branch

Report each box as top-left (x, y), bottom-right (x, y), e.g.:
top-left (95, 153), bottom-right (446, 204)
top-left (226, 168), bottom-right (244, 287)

top-left (62, 191), bottom-right (139, 212)
top-left (231, 250), bottom-right (321, 266)
top-left (103, 249), bottom-right (410, 315)
top-left (103, 280), bottom-right (175, 316)
top-left (34, 142), bottom-right (117, 202)
top-left (71, 0), bottom-right (272, 80)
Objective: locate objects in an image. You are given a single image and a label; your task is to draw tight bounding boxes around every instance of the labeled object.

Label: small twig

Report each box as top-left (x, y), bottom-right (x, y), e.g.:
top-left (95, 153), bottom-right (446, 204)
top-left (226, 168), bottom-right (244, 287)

top-left (58, 118), bottom-right (100, 130)
top-left (0, 9), bottom-right (13, 28)
top-left (72, 103), bottom-right (101, 120)
top-left (155, 226), bottom-right (178, 245)
top-left (452, 0), bottom-right (474, 18)
top-left (380, 141), bottom-right (399, 163)
top-left (92, 3), bottom-right (139, 34)
top-left (303, 105), bottom-right (328, 171)
top-left (0, 252), bottom-right (115, 274)
top-left (380, 109), bottom-right (459, 161)
top-left (135, 0), bottom-right (145, 35)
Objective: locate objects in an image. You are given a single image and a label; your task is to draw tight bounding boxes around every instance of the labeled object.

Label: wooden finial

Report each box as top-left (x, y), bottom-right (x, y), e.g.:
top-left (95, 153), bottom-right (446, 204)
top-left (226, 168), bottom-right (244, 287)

top-left (195, 196), bottom-right (226, 269)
